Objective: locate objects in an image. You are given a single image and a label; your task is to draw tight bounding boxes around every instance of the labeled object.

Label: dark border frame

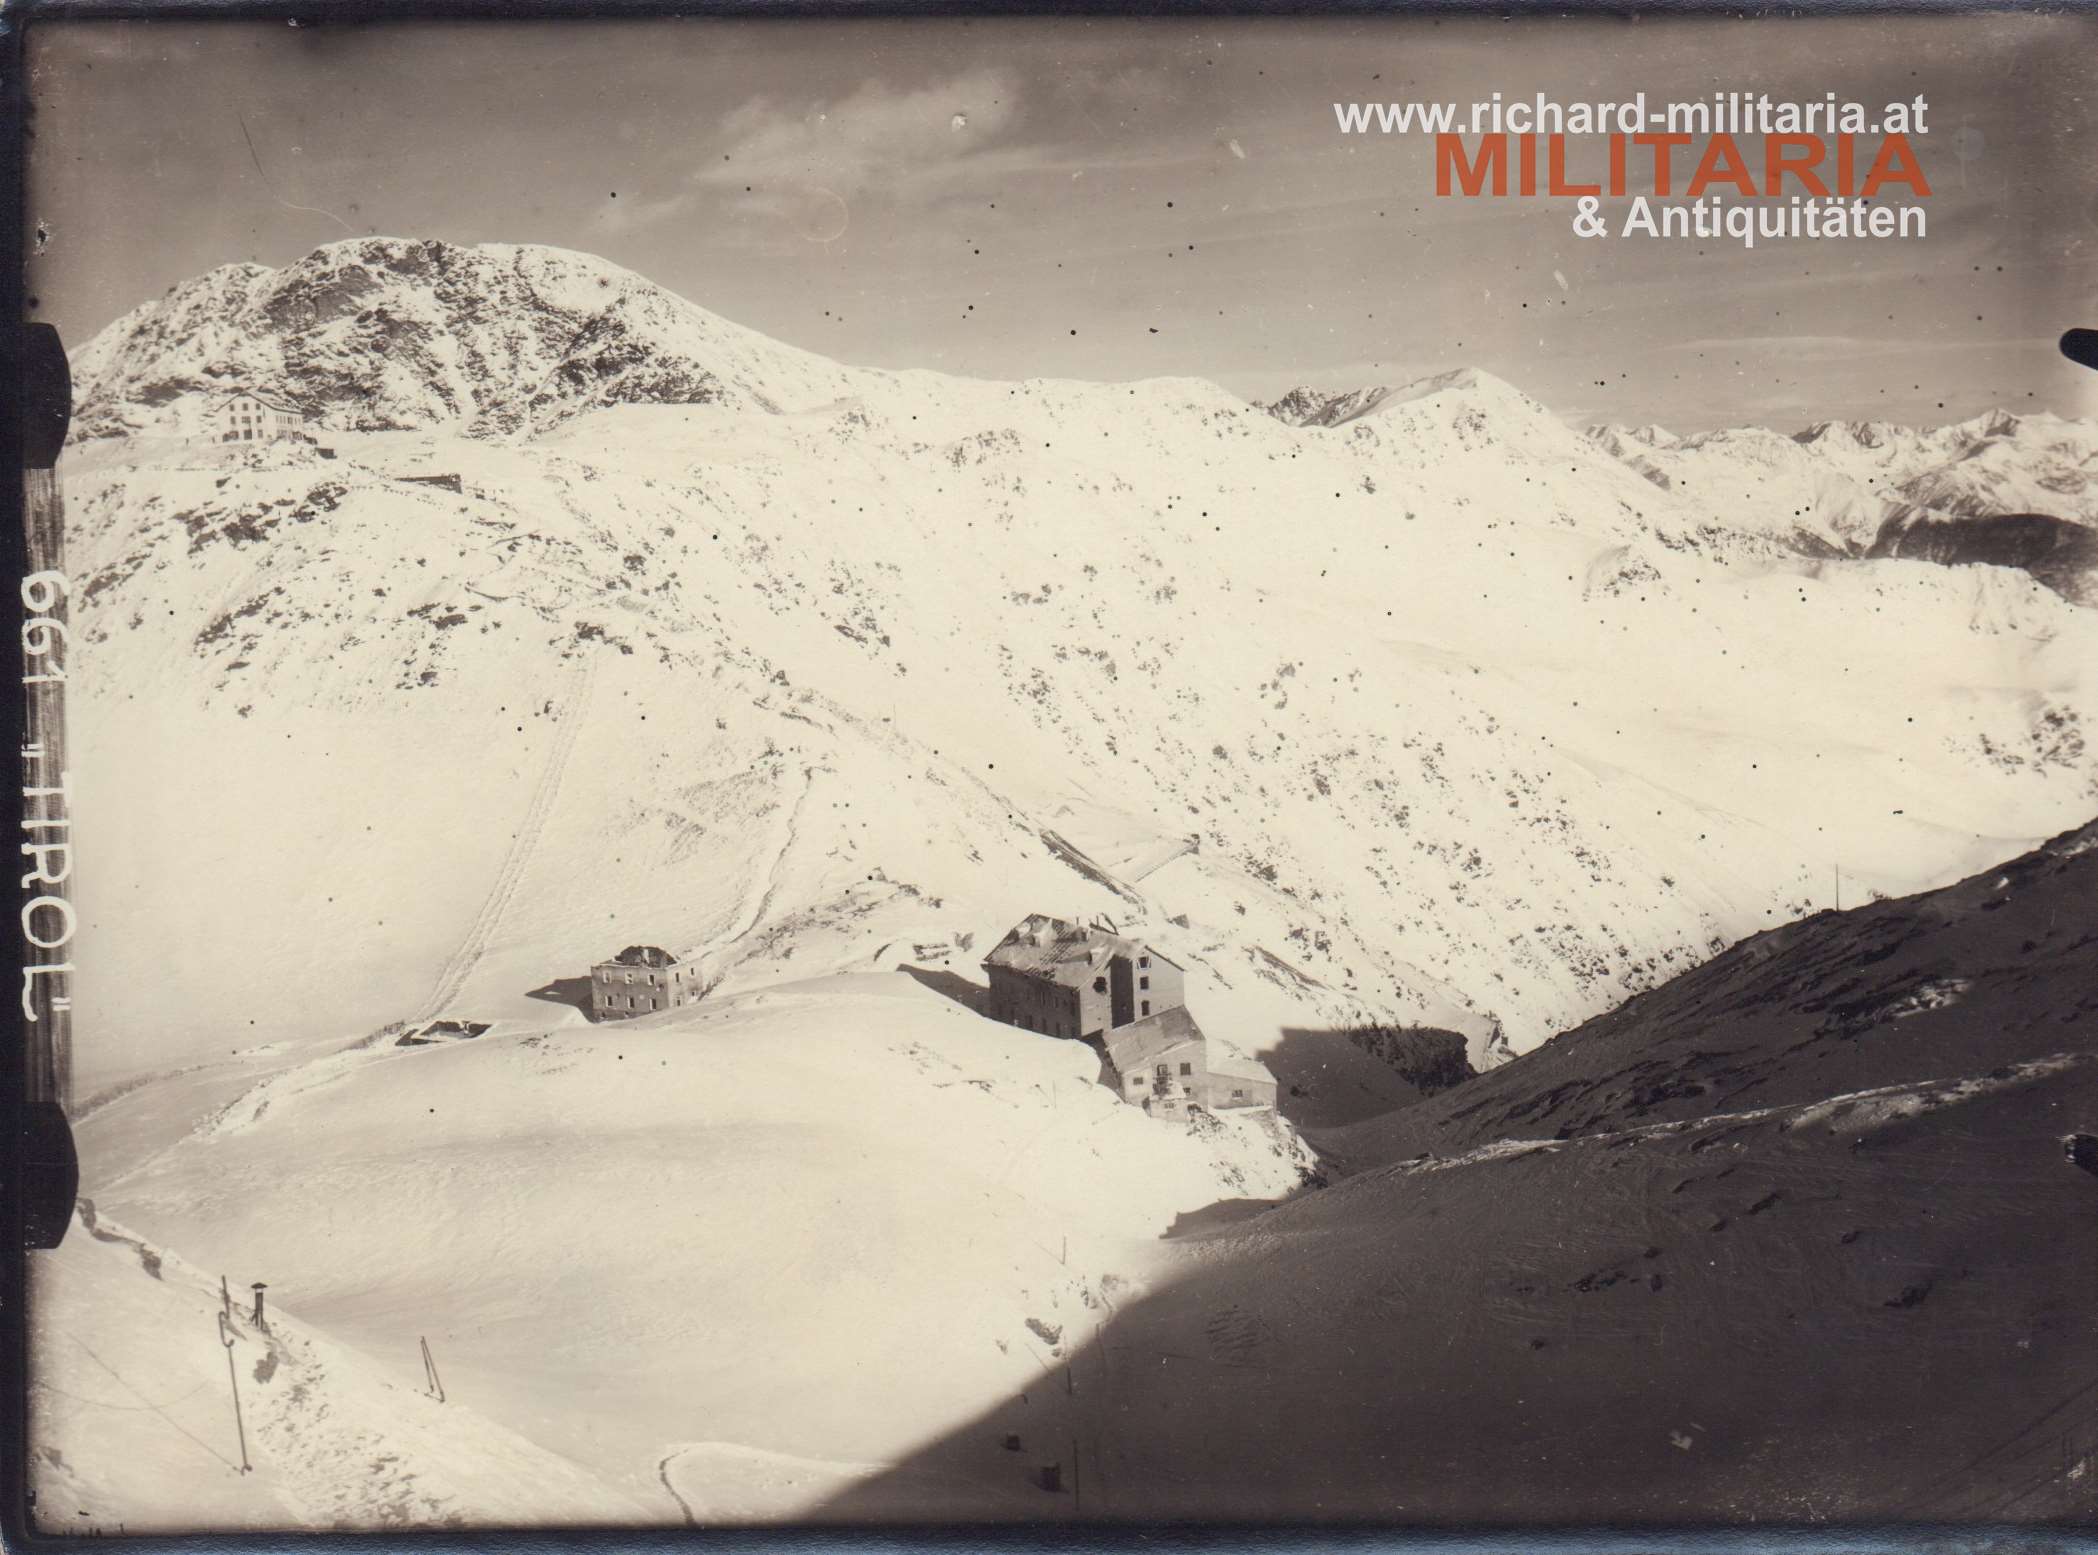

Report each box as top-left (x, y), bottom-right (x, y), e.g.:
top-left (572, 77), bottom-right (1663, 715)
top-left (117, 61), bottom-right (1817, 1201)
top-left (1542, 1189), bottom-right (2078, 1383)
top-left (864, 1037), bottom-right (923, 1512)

top-left (3, 4), bottom-right (2094, 1552)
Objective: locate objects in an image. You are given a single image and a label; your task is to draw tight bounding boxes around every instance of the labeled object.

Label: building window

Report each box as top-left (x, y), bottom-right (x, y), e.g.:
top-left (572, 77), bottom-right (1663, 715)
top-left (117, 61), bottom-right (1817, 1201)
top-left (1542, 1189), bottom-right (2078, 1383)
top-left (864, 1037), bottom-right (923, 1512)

top-left (1179, 1061), bottom-right (1192, 1075)
top-left (1140, 956), bottom-right (1150, 969)
top-left (1232, 1089), bottom-right (1246, 1100)
top-left (1093, 977), bottom-right (1106, 994)
top-left (1141, 1000), bottom-right (1150, 1016)
top-left (1139, 976), bottom-right (1149, 990)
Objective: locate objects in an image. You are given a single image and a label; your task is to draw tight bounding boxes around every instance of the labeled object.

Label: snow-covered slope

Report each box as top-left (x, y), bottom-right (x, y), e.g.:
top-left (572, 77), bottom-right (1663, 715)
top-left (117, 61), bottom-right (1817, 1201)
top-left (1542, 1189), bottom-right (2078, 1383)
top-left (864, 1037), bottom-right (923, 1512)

top-left (29, 1204), bottom-right (652, 1531)
top-left (823, 823), bottom-right (2098, 1522)
top-left (63, 238), bottom-right (2098, 1101)
top-left (78, 971), bottom-right (1313, 1525)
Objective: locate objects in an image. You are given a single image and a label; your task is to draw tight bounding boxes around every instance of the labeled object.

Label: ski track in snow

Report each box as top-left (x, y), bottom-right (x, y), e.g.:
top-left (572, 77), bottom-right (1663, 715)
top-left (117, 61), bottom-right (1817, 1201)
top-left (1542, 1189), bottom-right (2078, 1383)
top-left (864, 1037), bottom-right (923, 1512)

top-left (703, 763), bottom-right (818, 988)
top-left (159, 651), bottom-right (598, 1146)
top-left (413, 648), bottom-right (597, 1021)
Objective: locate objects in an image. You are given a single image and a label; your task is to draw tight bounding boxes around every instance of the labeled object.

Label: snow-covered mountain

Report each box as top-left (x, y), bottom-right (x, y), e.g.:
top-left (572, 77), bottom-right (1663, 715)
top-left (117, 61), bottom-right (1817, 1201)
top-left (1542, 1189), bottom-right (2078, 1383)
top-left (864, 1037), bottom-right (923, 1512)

top-left (70, 239), bottom-right (862, 441)
top-left (64, 237), bottom-right (2098, 1096)
top-left (43, 234), bottom-right (2098, 1530)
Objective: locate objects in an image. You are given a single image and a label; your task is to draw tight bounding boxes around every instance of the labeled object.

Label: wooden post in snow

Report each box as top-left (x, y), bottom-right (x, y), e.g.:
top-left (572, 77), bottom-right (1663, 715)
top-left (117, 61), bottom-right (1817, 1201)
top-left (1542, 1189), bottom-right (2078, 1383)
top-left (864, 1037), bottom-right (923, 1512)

top-left (421, 1335), bottom-right (446, 1402)
top-left (216, 1312), bottom-right (252, 1473)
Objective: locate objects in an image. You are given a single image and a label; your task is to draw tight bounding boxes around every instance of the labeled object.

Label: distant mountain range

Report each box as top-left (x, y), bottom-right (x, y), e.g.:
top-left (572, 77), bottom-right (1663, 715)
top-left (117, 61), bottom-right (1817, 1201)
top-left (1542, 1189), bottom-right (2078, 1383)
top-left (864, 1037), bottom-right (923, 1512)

top-left (1263, 381), bottom-right (2098, 598)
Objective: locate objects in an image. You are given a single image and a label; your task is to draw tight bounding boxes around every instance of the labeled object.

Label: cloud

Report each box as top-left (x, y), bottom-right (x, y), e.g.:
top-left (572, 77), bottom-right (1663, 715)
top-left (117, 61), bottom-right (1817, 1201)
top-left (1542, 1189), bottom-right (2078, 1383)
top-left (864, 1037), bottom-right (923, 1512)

top-left (595, 189), bottom-right (700, 236)
top-left (593, 67), bottom-right (1030, 240)
top-left (698, 67), bottom-right (1024, 205)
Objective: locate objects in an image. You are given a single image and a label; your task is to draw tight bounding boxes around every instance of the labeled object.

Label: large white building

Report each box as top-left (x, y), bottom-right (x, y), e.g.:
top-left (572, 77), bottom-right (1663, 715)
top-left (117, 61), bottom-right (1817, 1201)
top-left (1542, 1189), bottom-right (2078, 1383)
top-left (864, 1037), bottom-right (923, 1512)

top-left (210, 390), bottom-right (304, 443)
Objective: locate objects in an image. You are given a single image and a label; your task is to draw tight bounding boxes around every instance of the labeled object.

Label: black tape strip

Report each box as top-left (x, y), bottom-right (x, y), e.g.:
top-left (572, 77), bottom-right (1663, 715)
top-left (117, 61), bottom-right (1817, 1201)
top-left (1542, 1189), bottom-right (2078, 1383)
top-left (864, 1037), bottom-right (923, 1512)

top-left (19, 1102), bottom-right (78, 1251)
top-left (21, 322), bottom-right (68, 471)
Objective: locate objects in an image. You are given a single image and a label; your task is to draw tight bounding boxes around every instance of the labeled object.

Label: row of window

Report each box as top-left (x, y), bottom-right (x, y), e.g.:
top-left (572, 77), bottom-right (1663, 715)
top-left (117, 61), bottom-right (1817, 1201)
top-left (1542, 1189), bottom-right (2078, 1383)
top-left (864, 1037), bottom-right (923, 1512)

top-left (1010, 1007), bottom-right (1075, 1039)
top-left (598, 991), bottom-right (692, 1011)
top-left (602, 967), bottom-right (685, 987)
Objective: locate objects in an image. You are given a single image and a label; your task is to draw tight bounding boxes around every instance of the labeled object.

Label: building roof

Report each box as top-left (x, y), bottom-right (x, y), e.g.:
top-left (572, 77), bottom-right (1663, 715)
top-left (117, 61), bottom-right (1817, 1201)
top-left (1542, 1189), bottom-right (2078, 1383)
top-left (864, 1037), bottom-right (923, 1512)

top-left (599, 944), bottom-right (679, 968)
top-left (1103, 1006), bottom-right (1206, 1075)
top-left (210, 390), bottom-right (304, 415)
top-left (981, 913), bottom-right (1146, 987)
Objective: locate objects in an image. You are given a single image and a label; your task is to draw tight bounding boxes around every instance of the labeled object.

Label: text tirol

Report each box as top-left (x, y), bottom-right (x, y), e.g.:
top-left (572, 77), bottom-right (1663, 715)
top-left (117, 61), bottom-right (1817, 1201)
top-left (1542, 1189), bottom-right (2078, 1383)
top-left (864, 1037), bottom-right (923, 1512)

top-left (1435, 133), bottom-right (1932, 200)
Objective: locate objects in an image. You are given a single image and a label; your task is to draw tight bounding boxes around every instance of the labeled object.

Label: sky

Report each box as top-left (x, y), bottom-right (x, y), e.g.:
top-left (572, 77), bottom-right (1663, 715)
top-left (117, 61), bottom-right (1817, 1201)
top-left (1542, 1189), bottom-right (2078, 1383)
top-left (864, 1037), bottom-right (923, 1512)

top-left (23, 13), bottom-right (2098, 431)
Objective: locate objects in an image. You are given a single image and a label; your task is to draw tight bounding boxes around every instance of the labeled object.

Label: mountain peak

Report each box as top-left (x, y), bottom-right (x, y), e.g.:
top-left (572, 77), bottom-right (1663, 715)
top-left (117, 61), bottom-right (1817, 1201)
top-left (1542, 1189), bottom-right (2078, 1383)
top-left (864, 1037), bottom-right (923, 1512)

top-left (1585, 422), bottom-right (1679, 451)
top-left (1261, 366), bottom-right (1539, 429)
top-left (70, 237), bottom-right (861, 442)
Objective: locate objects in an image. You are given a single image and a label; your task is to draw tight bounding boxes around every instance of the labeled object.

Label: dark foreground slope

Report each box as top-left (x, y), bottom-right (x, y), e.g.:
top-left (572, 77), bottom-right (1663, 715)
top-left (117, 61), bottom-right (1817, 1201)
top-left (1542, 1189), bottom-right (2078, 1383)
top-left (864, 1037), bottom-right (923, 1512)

top-left (822, 822), bottom-right (2098, 1524)
top-left (1334, 817), bottom-right (2098, 1171)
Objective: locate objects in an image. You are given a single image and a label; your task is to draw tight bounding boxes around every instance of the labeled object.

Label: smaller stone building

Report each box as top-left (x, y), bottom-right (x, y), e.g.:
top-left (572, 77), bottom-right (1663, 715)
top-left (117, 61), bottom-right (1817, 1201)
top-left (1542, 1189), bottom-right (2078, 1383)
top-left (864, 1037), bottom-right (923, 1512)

top-left (1100, 1007), bottom-right (1278, 1117)
top-left (591, 945), bottom-right (697, 1021)
top-left (1101, 1007), bottom-right (1210, 1119)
